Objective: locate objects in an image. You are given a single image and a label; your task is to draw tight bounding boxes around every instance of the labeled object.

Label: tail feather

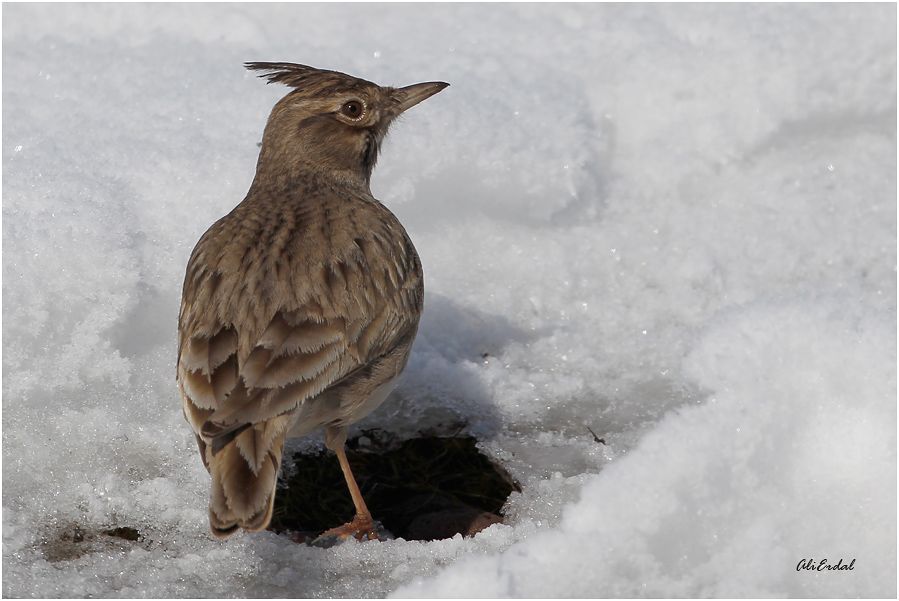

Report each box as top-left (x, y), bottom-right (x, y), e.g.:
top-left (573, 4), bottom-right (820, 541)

top-left (207, 425), bottom-right (286, 538)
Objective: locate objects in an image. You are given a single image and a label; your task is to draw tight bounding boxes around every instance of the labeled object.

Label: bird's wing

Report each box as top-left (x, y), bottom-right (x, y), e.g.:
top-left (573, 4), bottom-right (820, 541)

top-left (177, 205), bottom-right (422, 472)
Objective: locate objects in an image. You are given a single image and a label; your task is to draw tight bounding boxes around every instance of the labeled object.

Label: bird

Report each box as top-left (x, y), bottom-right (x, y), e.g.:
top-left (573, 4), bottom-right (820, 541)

top-left (177, 62), bottom-right (447, 541)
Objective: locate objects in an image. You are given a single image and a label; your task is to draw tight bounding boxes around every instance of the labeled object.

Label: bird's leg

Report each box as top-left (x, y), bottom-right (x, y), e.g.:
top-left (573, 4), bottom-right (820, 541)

top-left (325, 444), bottom-right (378, 540)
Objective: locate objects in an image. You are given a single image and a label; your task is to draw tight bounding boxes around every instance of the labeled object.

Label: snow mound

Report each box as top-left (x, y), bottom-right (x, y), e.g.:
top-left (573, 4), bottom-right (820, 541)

top-left (395, 302), bottom-right (896, 597)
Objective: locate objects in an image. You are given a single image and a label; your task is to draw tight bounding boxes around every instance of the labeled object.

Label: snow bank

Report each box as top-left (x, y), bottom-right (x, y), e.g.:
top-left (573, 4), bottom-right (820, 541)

top-left (396, 301), bottom-right (896, 597)
top-left (3, 3), bottom-right (895, 598)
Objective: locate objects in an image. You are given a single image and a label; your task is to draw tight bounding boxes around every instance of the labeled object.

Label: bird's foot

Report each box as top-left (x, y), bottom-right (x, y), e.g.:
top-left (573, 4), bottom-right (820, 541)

top-left (323, 515), bottom-right (379, 541)
top-left (310, 515), bottom-right (388, 548)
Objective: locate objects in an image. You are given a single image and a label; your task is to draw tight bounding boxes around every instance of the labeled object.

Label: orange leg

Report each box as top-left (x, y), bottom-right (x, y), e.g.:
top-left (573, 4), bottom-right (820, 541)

top-left (317, 444), bottom-right (378, 541)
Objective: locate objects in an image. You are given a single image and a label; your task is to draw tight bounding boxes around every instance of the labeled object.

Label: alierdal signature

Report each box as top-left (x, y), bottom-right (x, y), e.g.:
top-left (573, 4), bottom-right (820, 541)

top-left (796, 558), bottom-right (856, 572)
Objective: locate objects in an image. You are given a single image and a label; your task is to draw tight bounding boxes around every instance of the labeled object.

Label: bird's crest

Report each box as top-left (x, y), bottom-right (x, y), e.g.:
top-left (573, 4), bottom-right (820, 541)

top-left (245, 62), bottom-right (374, 97)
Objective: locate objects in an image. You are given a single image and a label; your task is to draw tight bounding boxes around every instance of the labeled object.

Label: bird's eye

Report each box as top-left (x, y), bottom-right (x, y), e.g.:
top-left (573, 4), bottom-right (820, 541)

top-left (341, 100), bottom-right (364, 120)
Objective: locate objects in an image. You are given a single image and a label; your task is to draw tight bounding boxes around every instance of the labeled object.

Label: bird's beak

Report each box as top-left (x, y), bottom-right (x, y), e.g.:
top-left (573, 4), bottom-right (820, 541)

top-left (392, 81), bottom-right (450, 114)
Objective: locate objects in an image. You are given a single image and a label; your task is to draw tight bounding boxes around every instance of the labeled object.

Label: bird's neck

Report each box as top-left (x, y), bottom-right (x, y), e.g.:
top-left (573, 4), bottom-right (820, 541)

top-left (251, 143), bottom-right (373, 194)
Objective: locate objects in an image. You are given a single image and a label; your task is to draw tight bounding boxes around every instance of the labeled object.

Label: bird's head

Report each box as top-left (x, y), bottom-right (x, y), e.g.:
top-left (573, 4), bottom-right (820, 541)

top-left (246, 62), bottom-right (448, 188)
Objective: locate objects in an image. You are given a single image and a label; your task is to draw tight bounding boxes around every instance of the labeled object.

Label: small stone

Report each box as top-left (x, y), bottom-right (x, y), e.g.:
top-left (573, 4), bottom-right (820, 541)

top-left (405, 506), bottom-right (502, 541)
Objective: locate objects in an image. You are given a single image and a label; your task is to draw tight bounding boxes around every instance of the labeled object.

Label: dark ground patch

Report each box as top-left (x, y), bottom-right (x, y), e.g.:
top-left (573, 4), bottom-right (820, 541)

top-left (42, 524), bottom-right (146, 562)
top-left (269, 434), bottom-right (520, 542)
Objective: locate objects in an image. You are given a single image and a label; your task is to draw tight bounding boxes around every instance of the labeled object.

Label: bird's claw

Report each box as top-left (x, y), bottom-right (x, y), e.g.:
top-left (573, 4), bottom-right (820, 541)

top-left (309, 516), bottom-right (386, 547)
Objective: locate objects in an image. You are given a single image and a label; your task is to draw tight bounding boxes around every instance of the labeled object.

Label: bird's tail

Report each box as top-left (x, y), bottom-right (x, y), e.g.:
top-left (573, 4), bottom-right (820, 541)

top-left (205, 422), bottom-right (288, 538)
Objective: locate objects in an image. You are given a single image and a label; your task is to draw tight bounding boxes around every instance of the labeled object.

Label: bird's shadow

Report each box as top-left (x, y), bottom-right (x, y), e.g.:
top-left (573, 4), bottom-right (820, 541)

top-left (418, 292), bottom-right (537, 362)
top-left (348, 291), bottom-right (539, 443)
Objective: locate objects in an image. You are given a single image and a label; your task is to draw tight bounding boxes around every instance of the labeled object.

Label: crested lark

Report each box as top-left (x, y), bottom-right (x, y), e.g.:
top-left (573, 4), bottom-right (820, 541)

top-left (177, 62), bottom-right (447, 540)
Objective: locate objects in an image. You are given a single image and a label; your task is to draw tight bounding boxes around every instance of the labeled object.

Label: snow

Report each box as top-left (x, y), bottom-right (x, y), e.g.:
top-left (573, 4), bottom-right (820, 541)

top-left (398, 302), bottom-right (896, 598)
top-left (2, 3), bottom-right (895, 598)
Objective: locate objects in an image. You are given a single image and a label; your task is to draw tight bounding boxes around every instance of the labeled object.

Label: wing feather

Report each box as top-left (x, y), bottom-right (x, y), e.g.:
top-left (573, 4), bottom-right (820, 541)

top-left (181, 367), bottom-right (217, 409)
top-left (181, 336), bottom-right (210, 375)
top-left (211, 355), bottom-right (239, 401)
top-left (208, 328), bottom-right (238, 371)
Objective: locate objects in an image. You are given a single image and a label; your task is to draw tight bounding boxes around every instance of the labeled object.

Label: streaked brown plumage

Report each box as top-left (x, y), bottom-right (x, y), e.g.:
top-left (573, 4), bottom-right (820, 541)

top-left (177, 62), bottom-right (447, 539)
